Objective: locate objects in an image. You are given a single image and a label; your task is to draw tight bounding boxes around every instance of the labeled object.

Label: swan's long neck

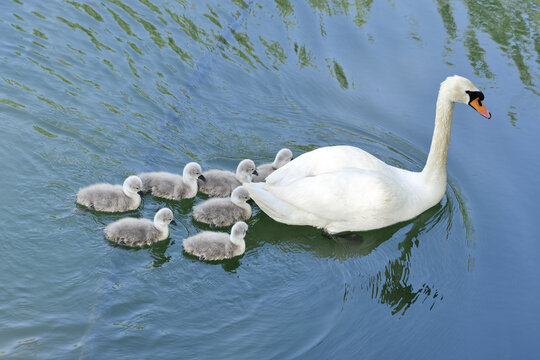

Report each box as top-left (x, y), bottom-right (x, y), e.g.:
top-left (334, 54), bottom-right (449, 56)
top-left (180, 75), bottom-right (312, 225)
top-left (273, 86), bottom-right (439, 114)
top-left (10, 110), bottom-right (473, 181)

top-left (421, 86), bottom-right (455, 188)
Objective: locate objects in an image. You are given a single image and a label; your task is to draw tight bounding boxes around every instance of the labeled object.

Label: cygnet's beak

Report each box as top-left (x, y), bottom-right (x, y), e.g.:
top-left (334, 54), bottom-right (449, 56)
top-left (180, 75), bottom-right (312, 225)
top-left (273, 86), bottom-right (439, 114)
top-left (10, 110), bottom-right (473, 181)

top-left (252, 169), bottom-right (259, 176)
top-left (170, 220), bottom-right (177, 226)
top-left (198, 174), bottom-right (207, 182)
top-left (137, 191), bottom-right (145, 197)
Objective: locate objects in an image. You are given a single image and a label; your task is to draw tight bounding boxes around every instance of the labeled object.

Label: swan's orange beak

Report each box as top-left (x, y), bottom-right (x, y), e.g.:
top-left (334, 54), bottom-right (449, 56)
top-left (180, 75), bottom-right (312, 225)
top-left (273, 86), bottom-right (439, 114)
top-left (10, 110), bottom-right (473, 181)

top-left (469, 97), bottom-right (491, 119)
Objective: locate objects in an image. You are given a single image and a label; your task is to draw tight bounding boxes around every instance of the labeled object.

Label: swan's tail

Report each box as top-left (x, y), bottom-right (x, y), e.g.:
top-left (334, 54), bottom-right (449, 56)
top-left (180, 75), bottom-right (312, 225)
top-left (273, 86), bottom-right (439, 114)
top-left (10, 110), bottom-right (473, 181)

top-left (243, 182), bottom-right (299, 225)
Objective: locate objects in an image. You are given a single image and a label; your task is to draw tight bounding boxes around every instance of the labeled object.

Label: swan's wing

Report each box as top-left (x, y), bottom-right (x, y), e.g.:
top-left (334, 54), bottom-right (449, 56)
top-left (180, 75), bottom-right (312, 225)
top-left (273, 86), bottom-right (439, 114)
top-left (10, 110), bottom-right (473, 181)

top-left (254, 168), bottom-right (408, 228)
top-left (266, 146), bottom-right (386, 186)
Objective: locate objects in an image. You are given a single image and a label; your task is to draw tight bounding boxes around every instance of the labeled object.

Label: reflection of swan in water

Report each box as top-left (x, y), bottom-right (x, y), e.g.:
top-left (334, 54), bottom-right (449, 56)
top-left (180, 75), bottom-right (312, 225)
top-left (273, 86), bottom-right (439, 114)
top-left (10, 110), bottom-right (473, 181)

top-left (251, 203), bottom-right (443, 314)
top-left (251, 176), bottom-right (475, 314)
top-left (251, 202), bottom-right (443, 260)
top-left (363, 203), bottom-right (447, 316)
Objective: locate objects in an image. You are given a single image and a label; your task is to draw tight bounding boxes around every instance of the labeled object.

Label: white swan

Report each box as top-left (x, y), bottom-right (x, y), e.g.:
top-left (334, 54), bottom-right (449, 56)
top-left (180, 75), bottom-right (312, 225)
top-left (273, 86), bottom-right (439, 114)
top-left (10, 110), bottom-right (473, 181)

top-left (244, 75), bottom-right (491, 234)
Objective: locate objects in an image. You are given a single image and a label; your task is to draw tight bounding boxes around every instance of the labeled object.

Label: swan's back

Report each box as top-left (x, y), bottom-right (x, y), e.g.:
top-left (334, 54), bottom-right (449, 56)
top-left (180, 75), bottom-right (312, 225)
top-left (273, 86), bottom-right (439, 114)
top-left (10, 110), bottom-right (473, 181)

top-left (105, 217), bottom-right (162, 246)
top-left (266, 145), bottom-right (386, 186)
top-left (182, 232), bottom-right (236, 260)
top-left (76, 183), bottom-right (137, 212)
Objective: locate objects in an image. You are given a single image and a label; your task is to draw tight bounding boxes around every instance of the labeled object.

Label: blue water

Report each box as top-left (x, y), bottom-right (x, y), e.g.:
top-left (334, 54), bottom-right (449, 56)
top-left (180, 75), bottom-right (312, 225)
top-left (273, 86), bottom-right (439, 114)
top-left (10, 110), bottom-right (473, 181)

top-left (1, 0), bottom-right (539, 358)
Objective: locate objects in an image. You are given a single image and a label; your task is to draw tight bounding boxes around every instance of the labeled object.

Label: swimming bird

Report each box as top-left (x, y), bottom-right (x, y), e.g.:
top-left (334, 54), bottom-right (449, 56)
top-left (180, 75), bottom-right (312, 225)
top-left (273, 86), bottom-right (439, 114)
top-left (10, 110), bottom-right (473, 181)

top-left (104, 208), bottom-right (176, 246)
top-left (138, 162), bottom-right (205, 200)
top-left (197, 159), bottom-right (258, 197)
top-left (192, 186), bottom-right (251, 228)
top-left (244, 75), bottom-right (491, 234)
top-left (182, 221), bottom-right (248, 260)
top-left (76, 175), bottom-right (143, 212)
top-left (252, 148), bottom-right (293, 182)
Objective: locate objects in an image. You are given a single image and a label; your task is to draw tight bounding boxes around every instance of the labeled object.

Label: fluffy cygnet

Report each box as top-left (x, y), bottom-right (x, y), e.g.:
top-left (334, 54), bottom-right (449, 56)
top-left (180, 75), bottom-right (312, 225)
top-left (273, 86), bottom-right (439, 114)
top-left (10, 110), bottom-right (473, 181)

top-left (182, 221), bottom-right (248, 260)
top-left (192, 186), bottom-right (251, 228)
top-left (197, 159), bottom-right (258, 197)
top-left (104, 208), bottom-right (176, 247)
top-left (252, 148), bottom-right (293, 183)
top-left (138, 162), bottom-right (205, 200)
top-left (76, 175), bottom-right (143, 212)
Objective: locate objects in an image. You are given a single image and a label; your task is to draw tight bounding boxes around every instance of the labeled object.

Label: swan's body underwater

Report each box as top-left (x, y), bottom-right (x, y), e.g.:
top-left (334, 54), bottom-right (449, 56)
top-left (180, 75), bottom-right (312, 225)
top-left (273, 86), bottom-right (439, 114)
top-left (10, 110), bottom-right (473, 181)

top-left (244, 76), bottom-right (491, 234)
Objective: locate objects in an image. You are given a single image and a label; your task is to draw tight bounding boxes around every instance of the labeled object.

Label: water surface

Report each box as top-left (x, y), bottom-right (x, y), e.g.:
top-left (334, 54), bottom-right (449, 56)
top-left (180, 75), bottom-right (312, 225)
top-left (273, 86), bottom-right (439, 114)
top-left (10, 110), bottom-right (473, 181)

top-left (1, 0), bottom-right (539, 358)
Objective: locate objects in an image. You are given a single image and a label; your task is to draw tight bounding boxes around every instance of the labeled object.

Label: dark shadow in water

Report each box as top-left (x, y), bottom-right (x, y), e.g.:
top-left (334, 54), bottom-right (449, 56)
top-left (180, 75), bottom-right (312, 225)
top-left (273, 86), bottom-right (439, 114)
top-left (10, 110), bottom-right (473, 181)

top-left (74, 201), bottom-right (142, 217)
top-left (364, 203), bottom-right (447, 316)
top-left (146, 196), bottom-right (197, 215)
top-left (249, 197), bottom-right (455, 315)
top-left (182, 250), bottom-right (242, 272)
top-left (251, 201), bottom-right (444, 259)
top-left (107, 237), bottom-right (173, 268)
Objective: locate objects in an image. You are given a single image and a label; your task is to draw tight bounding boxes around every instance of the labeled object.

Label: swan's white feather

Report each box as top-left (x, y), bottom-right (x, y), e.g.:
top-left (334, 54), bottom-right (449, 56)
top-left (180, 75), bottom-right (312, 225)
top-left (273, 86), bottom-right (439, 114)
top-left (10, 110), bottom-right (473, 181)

top-left (266, 146), bottom-right (385, 186)
top-left (246, 167), bottom-right (419, 232)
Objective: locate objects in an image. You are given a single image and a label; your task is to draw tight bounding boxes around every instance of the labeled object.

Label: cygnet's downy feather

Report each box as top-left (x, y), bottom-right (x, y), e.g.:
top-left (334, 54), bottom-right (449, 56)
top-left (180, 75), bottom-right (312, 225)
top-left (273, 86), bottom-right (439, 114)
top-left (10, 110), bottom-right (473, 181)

top-left (182, 222), bottom-right (248, 260)
top-left (252, 148), bottom-right (293, 183)
top-left (192, 186), bottom-right (251, 227)
top-left (139, 162), bottom-right (205, 200)
top-left (76, 175), bottom-right (143, 212)
top-left (197, 159), bottom-right (258, 197)
top-left (104, 208), bottom-right (176, 246)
